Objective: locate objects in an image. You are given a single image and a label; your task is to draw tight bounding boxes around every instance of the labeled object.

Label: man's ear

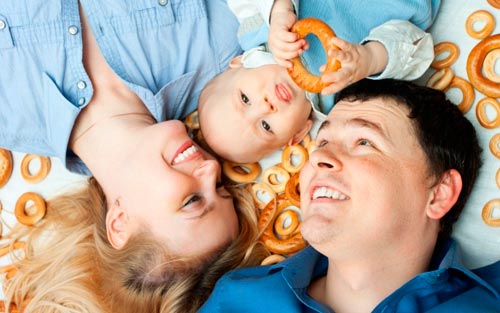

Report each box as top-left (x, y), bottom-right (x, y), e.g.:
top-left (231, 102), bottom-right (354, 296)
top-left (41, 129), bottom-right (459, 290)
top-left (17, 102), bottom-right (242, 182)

top-left (288, 119), bottom-right (313, 146)
top-left (229, 55), bottom-right (244, 69)
top-left (426, 169), bottom-right (462, 220)
top-left (106, 199), bottom-right (131, 250)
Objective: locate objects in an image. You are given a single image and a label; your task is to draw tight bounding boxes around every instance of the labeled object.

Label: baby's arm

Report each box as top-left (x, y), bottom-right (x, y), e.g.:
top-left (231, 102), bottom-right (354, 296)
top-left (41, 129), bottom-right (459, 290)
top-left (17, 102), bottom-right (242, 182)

top-left (268, 0), bottom-right (306, 68)
top-left (320, 19), bottom-right (434, 95)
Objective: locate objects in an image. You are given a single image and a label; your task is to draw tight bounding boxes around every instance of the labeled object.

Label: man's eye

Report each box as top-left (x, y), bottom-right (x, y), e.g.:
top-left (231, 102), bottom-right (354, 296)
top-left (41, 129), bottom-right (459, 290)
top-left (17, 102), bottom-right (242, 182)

top-left (358, 139), bottom-right (372, 146)
top-left (317, 139), bottom-right (328, 148)
top-left (241, 92), bottom-right (250, 105)
top-left (261, 120), bottom-right (272, 132)
top-left (184, 194), bottom-right (202, 207)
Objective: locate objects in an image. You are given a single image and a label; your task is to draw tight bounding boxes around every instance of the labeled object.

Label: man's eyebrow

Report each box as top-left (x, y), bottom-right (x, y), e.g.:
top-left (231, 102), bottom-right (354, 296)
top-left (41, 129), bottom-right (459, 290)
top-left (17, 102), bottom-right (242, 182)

top-left (346, 118), bottom-right (388, 139)
top-left (317, 120), bottom-right (330, 134)
top-left (318, 117), bottom-right (389, 140)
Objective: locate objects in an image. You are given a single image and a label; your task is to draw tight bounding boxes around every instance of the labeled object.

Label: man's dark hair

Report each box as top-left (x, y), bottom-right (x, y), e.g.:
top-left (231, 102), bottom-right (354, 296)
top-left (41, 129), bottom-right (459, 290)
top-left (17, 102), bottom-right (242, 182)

top-left (335, 79), bottom-right (482, 236)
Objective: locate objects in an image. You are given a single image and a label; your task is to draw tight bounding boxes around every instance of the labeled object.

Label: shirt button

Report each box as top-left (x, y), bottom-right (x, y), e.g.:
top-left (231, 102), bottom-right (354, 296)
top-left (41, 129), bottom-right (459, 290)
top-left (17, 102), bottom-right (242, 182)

top-left (78, 97), bottom-right (86, 106)
top-left (77, 80), bottom-right (87, 90)
top-left (0, 20), bottom-right (6, 30)
top-left (158, 0), bottom-right (168, 6)
top-left (68, 25), bottom-right (79, 35)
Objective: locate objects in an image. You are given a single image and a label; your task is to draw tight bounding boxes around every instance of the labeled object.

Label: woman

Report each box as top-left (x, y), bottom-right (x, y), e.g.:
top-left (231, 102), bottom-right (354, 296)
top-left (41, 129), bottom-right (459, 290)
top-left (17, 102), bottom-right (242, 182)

top-left (0, 1), bottom-right (267, 311)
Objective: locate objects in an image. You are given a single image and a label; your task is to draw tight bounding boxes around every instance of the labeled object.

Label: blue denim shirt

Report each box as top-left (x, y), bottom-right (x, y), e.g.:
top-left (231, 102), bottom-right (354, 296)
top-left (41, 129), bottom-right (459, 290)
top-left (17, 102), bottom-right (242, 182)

top-left (200, 240), bottom-right (500, 312)
top-left (0, 0), bottom-right (241, 175)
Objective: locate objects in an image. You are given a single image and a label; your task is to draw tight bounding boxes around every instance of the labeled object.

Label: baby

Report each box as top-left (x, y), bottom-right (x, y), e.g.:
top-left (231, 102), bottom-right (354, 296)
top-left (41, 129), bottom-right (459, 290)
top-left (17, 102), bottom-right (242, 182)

top-left (197, 0), bottom-right (438, 163)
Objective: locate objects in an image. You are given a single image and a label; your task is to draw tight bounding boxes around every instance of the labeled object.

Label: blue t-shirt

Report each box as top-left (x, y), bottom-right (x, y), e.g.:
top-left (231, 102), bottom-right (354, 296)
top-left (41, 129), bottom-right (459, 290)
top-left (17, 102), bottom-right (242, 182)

top-left (0, 0), bottom-right (241, 175)
top-left (201, 240), bottom-right (500, 312)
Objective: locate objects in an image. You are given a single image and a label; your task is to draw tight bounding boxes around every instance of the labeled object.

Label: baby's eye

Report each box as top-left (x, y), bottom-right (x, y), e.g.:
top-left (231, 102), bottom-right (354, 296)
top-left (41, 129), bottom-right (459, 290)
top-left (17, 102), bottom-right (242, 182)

top-left (184, 194), bottom-right (202, 207)
top-left (261, 120), bottom-right (272, 132)
top-left (240, 92), bottom-right (250, 105)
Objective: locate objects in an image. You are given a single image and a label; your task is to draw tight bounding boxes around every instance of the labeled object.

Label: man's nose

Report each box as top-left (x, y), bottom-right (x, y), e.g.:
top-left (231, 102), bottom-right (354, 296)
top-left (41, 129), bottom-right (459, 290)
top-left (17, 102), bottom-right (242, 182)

top-left (310, 148), bottom-right (343, 171)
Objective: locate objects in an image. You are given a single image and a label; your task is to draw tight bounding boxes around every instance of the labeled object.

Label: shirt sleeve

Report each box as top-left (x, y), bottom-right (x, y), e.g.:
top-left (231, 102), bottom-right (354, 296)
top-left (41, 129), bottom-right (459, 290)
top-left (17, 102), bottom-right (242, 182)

top-left (362, 19), bottom-right (434, 81)
top-left (227, 0), bottom-right (299, 50)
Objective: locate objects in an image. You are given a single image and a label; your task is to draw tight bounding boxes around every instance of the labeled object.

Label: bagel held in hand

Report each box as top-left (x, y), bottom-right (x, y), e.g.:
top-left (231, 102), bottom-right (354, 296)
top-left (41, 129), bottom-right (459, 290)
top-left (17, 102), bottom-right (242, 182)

top-left (287, 18), bottom-right (389, 95)
top-left (287, 18), bottom-right (341, 93)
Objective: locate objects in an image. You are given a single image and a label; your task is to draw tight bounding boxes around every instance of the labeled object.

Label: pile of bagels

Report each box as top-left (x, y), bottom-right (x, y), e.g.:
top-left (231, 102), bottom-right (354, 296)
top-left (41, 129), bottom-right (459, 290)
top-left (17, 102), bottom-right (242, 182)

top-left (425, 4), bottom-right (500, 227)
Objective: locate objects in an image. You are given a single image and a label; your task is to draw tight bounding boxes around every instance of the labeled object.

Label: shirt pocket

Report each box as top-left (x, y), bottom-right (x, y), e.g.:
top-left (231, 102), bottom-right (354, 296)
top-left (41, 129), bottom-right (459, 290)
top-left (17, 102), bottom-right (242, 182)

top-left (152, 70), bottom-right (197, 121)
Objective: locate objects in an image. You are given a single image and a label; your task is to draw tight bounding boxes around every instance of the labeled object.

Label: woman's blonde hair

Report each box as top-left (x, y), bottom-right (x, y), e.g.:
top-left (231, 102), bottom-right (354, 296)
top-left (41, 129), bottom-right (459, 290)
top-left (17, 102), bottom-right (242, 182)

top-left (2, 178), bottom-right (267, 312)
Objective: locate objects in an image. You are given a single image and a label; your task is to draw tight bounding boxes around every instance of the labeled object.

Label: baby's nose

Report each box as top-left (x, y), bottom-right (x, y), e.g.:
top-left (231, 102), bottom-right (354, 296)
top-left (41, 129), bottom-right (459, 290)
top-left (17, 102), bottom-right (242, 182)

top-left (262, 96), bottom-right (277, 113)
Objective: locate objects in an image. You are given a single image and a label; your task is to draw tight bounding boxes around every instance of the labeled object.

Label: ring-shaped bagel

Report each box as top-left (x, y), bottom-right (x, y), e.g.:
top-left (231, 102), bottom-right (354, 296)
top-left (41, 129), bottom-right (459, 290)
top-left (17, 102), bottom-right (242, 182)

top-left (222, 161), bottom-right (261, 183)
top-left (0, 242), bottom-right (26, 258)
top-left (483, 48), bottom-right (500, 83)
top-left (497, 168), bottom-right (500, 188)
top-left (467, 34), bottom-right (500, 98)
top-left (184, 110), bottom-right (200, 130)
top-left (466, 10), bottom-right (495, 39)
top-left (260, 254), bottom-right (286, 266)
top-left (287, 18), bottom-right (341, 93)
top-left (281, 144), bottom-right (309, 174)
top-left (488, 0), bottom-right (500, 9)
top-left (285, 173), bottom-right (301, 207)
top-left (426, 68), bottom-right (455, 90)
top-left (0, 148), bottom-right (13, 188)
top-left (444, 76), bottom-right (475, 113)
top-left (488, 0), bottom-right (500, 8)
top-left (490, 133), bottom-right (500, 159)
top-left (20, 154), bottom-right (51, 184)
top-left (15, 192), bottom-right (47, 226)
top-left (274, 209), bottom-right (300, 238)
top-left (0, 301), bottom-right (19, 313)
top-left (476, 97), bottom-right (500, 129)
top-left (261, 164), bottom-right (291, 193)
top-left (431, 42), bottom-right (460, 69)
top-left (259, 194), bottom-right (306, 255)
top-left (251, 182), bottom-right (277, 210)
top-left (482, 199), bottom-right (500, 227)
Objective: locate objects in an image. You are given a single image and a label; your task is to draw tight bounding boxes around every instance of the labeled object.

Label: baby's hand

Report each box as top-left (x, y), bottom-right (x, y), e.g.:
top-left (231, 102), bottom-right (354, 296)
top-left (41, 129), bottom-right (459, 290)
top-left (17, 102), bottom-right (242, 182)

top-left (269, 10), bottom-right (307, 68)
top-left (319, 37), bottom-right (387, 95)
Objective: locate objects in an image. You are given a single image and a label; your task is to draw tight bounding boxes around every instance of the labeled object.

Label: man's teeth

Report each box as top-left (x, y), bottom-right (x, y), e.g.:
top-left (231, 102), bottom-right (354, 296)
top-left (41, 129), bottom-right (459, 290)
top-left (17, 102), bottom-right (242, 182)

top-left (312, 187), bottom-right (347, 200)
top-left (173, 146), bottom-right (197, 164)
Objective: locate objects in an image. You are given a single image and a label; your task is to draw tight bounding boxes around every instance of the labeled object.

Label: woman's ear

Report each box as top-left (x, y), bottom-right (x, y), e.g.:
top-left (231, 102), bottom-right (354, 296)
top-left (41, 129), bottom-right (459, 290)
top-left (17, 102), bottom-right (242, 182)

top-left (426, 169), bottom-right (462, 220)
top-left (106, 199), bottom-right (131, 250)
top-left (288, 119), bottom-right (313, 146)
top-left (229, 55), bottom-right (244, 68)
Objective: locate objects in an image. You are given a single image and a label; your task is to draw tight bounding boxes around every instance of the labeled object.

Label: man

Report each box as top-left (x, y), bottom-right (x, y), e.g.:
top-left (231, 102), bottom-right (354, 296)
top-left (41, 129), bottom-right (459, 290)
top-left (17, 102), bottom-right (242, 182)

top-left (200, 79), bottom-right (500, 312)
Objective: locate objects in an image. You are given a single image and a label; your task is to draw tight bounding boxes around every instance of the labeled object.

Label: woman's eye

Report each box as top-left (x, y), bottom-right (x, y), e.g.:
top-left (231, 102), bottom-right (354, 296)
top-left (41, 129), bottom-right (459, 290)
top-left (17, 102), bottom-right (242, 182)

top-left (241, 92), bottom-right (250, 105)
top-left (261, 120), bottom-right (272, 132)
top-left (216, 182), bottom-right (233, 199)
top-left (184, 194), bottom-right (202, 207)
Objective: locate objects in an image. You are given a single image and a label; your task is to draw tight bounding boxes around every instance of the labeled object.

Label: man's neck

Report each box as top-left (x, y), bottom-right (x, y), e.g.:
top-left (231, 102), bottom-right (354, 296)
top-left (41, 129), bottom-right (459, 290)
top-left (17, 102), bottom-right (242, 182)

top-left (309, 241), bottom-right (436, 313)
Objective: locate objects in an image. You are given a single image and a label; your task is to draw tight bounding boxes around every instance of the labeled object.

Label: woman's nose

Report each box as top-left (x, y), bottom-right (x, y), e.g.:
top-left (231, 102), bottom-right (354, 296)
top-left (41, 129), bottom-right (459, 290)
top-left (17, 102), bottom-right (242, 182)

top-left (310, 148), bottom-right (343, 171)
top-left (192, 159), bottom-right (220, 181)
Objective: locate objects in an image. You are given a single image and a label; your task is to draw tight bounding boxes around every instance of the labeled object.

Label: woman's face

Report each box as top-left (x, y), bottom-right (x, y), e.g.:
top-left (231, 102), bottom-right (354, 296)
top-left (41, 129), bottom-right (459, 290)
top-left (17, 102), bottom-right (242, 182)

top-left (110, 120), bottom-right (239, 258)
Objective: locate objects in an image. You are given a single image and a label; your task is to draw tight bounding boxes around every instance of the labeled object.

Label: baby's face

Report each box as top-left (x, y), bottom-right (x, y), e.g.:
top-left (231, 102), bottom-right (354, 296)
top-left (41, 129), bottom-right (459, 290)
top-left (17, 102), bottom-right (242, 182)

top-left (198, 63), bottom-right (312, 163)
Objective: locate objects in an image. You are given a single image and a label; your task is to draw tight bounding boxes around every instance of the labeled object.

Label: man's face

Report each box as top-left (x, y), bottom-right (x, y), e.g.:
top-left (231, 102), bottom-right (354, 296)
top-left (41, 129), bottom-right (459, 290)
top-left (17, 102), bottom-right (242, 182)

top-left (198, 62), bottom-right (312, 163)
top-left (299, 98), bottom-right (434, 257)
